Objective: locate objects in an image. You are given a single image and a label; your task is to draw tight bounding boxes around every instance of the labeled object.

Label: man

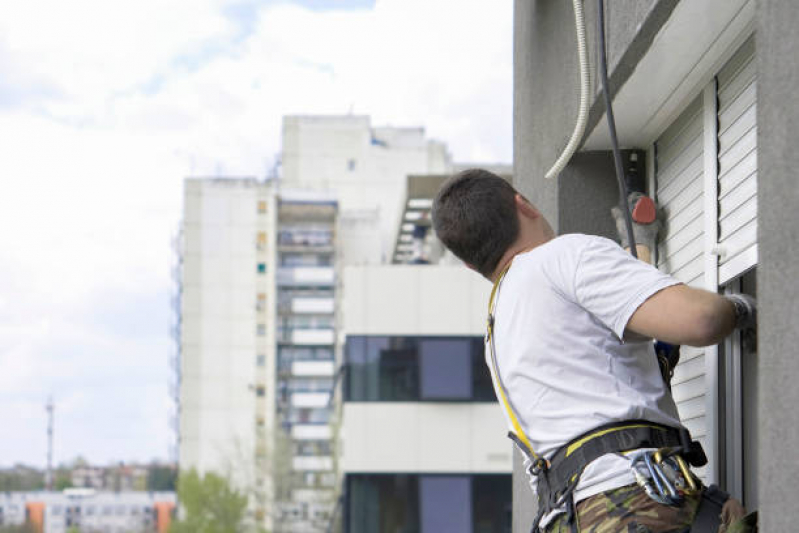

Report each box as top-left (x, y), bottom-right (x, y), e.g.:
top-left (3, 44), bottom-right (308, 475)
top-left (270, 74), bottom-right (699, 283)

top-left (431, 169), bottom-right (756, 533)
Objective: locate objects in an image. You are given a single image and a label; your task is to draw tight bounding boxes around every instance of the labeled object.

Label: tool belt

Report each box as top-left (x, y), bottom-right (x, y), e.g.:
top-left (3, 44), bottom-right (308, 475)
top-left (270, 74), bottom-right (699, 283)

top-left (518, 420), bottom-right (709, 532)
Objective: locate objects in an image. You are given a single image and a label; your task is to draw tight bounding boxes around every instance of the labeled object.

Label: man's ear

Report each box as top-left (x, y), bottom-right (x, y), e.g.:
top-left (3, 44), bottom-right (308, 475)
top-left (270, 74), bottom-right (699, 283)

top-left (515, 193), bottom-right (540, 220)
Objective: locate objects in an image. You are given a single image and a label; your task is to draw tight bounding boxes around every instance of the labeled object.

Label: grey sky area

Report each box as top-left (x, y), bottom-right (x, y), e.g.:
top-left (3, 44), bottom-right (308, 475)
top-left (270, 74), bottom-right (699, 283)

top-left (0, 0), bottom-right (512, 466)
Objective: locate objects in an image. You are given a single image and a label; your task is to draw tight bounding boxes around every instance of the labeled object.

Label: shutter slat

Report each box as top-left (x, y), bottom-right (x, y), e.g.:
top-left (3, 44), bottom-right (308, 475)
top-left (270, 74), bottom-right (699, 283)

top-left (717, 37), bottom-right (758, 281)
top-left (656, 94), bottom-right (706, 444)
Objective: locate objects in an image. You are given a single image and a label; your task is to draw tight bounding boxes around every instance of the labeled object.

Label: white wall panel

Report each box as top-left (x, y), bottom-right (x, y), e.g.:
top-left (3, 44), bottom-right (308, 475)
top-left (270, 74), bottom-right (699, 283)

top-left (341, 403), bottom-right (511, 474)
top-left (343, 265), bottom-right (490, 336)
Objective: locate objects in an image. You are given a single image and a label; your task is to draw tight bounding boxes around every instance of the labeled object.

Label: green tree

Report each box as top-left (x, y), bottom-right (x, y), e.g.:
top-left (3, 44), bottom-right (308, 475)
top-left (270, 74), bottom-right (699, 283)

top-left (169, 469), bottom-right (248, 533)
top-left (147, 464), bottom-right (177, 491)
top-left (53, 468), bottom-right (73, 491)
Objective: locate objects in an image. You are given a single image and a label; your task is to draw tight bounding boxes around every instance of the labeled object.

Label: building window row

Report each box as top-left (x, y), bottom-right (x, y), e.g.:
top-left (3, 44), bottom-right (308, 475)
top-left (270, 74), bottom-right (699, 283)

top-left (346, 474), bottom-right (511, 533)
top-left (345, 336), bottom-right (495, 402)
top-left (278, 227), bottom-right (333, 247)
top-left (280, 252), bottom-right (333, 267)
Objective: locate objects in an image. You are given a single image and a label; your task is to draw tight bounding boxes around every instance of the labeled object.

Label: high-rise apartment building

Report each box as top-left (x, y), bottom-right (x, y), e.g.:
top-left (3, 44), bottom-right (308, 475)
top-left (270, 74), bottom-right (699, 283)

top-left (179, 117), bottom-right (459, 532)
top-left (281, 116), bottom-right (452, 265)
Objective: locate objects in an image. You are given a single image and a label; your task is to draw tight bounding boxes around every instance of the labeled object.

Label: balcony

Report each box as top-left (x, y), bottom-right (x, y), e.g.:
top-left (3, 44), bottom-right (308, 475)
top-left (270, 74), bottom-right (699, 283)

top-left (291, 392), bottom-right (331, 408)
top-left (292, 361), bottom-right (335, 377)
top-left (292, 456), bottom-right (334, 471)
top-left (277, 267), bottom-right (335, 287)
top-left (292, 424), bottom-right (332, 440)
top-left (279, 327), bottom-right (335, 345)
top-left (291, 298), bottom-right (335, 314)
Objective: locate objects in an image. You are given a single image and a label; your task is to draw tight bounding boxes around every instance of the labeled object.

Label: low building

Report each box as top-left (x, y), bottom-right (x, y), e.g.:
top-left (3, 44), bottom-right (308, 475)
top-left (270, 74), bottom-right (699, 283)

top-left (0, 490), bottom-right (175, 533)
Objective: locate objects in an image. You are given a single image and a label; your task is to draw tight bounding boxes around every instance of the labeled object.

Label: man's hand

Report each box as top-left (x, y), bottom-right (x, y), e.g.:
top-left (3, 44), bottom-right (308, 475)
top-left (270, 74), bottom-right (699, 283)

top-left (725, 293), bottom-right (757, 330)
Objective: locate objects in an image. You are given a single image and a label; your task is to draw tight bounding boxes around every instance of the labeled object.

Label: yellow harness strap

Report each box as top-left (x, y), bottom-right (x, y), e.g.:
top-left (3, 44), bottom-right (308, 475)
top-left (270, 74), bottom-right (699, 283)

top-left (486, 263), bottom-right (546, 467)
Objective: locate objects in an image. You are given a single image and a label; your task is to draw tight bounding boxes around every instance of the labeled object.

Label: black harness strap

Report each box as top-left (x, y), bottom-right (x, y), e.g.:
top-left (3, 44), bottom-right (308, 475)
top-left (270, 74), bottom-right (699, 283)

top-left (691, 485), bottom-right (729, 532)
top-left (537, 420), bottom-right (689, 513)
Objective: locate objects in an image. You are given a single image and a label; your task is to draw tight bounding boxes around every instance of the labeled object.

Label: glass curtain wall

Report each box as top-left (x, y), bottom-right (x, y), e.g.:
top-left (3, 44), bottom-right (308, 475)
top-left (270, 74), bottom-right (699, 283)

top-left (345, 336), bottom-right (495, 402)
top-left (346, 474), bottom-right (511, 533)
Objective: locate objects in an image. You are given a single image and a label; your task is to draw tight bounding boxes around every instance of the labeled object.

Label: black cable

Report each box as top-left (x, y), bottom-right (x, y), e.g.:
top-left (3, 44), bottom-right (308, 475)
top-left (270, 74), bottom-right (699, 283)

top-left (597, 0), bottom-right (638, 259)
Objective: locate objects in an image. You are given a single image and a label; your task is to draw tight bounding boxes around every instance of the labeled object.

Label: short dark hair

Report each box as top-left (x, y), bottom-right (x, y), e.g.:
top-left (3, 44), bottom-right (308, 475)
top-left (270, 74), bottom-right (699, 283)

top-left (432, 168), bottom-right (519, 278)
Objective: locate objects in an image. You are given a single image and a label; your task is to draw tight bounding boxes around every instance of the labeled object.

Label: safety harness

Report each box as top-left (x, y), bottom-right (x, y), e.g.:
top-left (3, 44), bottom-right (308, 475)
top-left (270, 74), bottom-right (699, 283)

top-left (486, 264), bottom-right (728, 533)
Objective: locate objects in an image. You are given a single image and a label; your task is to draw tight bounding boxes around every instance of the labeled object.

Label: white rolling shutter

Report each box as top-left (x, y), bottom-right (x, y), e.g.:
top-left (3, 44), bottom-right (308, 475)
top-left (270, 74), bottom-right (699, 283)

top-left (655, 94), bottom-right (708, 455)
top-left (717, 36), bottom-right (758, 284)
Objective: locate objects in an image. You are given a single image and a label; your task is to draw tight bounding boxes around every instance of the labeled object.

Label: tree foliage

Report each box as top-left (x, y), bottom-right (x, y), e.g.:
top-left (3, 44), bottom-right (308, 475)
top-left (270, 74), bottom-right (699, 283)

top-left (169, 469), bottom-right (249, 533)
top-left (147, 464), bottom-right (177, 491)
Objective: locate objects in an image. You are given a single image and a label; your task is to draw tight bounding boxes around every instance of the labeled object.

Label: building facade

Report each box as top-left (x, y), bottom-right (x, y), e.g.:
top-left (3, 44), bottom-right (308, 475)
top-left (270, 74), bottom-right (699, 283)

top-left (513, 1), bottom-right (798, 531)
top-left (180, 178), bottom-right (277, 525)
top-left (179, 117), bottom-right (456, 532)
top-left (273, 192), bottom-right (339, 532)
top-left (339, 262), bottom-right (513, 533)
top-left (0, 490), bottom-right (174, 533)
top-left (281, 116), bottom-right (453, 265)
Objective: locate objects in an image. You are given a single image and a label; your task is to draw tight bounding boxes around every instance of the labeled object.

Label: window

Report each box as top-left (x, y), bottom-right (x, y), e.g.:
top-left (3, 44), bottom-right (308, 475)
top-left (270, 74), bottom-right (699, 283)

top-left (347, 158), bottom-right (356, 171)
top-left (256, 386), bottom-right (266, 397)
top-left (280, 253), bottom-right (332, 267)
top-left (419, 339), bottom-right (472, 400)
top-left (257, 263), bottom-right (266, 274)
top-left (256, 354), bottom-right (266, 367)
top-left (345, 336), bottom-right (495, 402)
top-left (346, 474), bottom-right (511, 533)
top-left (257, 232), bottom-right (267, 251)
top-left (257, 324), bottom-right (266, 336)
top-left (256, 293), bottom-right (266, 312)
top-left (257, 200), bottom-right (267, 214)
top-left (420, 477), bottom-right (471, 532)
top-left (347, 475), bottom-right (418, 533)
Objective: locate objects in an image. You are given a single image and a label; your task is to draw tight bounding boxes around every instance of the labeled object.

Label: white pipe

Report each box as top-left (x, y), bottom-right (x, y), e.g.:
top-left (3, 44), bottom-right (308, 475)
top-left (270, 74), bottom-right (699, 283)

top-left (544, 0), bottom-right (590, 179)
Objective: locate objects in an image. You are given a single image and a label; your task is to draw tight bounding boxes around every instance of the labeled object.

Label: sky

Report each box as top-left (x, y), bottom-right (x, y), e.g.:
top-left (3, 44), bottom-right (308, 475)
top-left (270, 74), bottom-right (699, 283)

top-left (0, 0), bottom-right (512, 467)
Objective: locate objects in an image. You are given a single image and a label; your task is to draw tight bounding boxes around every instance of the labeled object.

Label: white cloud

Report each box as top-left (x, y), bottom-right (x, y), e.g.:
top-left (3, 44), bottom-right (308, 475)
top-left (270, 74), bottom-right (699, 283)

top-left (0, 0), bottom-right (512, 466)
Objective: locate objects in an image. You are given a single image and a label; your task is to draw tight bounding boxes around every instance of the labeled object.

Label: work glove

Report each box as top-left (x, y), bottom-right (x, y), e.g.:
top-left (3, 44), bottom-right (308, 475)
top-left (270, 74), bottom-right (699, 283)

top-left (725, 293), bottom-right (757, 330)
top-left (610, 192), bottom-right (662, 254)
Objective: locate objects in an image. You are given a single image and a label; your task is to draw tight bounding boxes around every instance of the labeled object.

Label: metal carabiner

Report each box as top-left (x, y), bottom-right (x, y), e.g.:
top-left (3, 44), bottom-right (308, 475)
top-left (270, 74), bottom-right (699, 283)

top-left (653, 446), bottom-right (699, 495)
top-left (627, 451), bottom-right (672, 505)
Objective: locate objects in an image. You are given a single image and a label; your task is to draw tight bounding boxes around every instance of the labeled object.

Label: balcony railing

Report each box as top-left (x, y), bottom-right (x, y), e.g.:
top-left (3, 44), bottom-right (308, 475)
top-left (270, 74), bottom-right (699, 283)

top-left (277, 267), bottom-right (335, 287)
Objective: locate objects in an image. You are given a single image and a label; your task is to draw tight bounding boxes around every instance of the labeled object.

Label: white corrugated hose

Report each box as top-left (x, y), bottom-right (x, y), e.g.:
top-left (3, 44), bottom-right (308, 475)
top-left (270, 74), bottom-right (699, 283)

top-left (544, 0), bottom-right (590, 180)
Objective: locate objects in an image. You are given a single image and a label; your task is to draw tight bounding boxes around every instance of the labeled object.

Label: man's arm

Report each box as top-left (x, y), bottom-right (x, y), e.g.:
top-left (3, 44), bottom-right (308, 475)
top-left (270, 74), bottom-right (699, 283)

top-left (626, 284), bottom-right (737, 347)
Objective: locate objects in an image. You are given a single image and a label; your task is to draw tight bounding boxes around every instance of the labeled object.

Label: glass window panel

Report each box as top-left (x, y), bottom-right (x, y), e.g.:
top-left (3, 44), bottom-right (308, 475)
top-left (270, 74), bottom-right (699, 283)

top-left (472, 338), bottom-right (497, 401)
top-left (419, 476), bottom-right (472, 533)
top-left (473, 475), bottom-right (512, 533)
top-left (346, 336), bottom-right (493, 402)
top-left (348, 475), bottom-right (418, 533)
top-left (419, 339), bottom-right (471, 400)
top-left (375, 337), bottom-right (417, 401)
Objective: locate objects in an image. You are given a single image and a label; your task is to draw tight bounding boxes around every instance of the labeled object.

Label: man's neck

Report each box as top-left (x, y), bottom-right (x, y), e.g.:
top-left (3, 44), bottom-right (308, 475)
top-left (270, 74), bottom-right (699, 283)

top-left (489, 235), bottom-right (554, 283)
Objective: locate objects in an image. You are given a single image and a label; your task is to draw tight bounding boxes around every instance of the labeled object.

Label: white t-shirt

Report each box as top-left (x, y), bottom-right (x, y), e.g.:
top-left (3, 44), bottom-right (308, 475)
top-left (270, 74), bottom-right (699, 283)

top-left (487, 234), bottom-right (683, 523)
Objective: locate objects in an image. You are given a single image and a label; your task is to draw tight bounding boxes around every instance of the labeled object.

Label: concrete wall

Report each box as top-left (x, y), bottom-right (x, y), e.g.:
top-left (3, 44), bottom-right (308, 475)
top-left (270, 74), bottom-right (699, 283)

top-left (282, 116), bottom-right (452, 264)
top-left (343, 265), bottom-right (489, 336)
top-left (180, 179), bottom-right (277, 500)
top-left (514, 0), bottom-right (798, 530)
top-left (756, 1), bottom-right (799, 530)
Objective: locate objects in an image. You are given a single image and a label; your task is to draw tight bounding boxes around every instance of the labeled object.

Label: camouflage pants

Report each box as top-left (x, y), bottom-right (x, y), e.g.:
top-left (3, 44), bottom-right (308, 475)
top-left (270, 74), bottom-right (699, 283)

top-left (545, 483), bottom-right (700, 533)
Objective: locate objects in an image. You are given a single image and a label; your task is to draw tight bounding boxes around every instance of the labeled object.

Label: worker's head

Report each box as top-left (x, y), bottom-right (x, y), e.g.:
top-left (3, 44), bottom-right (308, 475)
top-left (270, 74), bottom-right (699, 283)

top-left (432, 168), bottom-right (552, 279)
